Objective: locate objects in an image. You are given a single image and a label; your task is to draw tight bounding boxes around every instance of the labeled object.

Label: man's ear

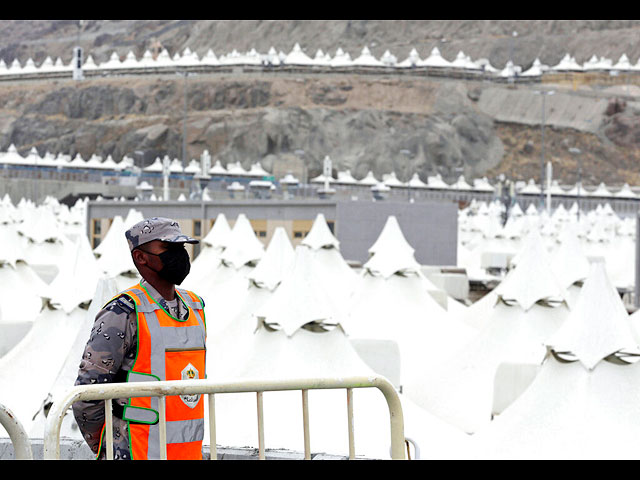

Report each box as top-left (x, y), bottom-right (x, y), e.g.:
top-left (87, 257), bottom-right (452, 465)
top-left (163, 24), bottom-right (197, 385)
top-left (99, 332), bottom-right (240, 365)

top-left (131, 249), bottom-right (146, 266)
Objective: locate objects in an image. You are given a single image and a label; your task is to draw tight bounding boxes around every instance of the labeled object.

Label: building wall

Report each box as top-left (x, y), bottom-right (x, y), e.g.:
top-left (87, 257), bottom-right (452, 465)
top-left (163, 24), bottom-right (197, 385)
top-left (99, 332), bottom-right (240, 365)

top-left (87, 199), bottom-right (457, 266)
top-left (335, 201), bottom-right (458, 265)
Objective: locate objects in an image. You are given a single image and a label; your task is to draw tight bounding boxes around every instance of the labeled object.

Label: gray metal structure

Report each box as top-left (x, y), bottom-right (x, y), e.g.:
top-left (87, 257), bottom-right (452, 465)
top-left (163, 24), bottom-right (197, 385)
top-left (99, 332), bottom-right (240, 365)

top-left (86, 199), bottom-right (458, 266)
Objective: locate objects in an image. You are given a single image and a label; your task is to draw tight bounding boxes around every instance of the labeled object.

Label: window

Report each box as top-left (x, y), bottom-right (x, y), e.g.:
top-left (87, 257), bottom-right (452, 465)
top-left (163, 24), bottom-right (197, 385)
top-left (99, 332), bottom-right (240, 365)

top-left (93, 219), bottom-right (101, 235)
top-left (194, 220), bottom-right (202, 237)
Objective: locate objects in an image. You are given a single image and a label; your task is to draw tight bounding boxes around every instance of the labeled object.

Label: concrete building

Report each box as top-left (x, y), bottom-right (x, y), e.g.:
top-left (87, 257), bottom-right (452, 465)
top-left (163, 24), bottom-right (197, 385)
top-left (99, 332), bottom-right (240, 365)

top-left (87, 199), bottom-right (458, 266)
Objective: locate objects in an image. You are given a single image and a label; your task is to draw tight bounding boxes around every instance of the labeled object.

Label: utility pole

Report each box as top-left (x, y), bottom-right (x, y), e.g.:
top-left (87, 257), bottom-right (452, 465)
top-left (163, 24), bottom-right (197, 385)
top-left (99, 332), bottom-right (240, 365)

top-left (533, 89), bottom-right (555, 209)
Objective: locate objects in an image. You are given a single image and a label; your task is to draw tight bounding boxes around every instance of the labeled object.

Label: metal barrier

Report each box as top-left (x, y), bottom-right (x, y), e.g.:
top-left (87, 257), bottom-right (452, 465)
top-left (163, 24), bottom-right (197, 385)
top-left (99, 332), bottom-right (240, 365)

top-left (0, 402), bottom-right (33, 459)
top-left (43, 376), bottom-right (406, 460)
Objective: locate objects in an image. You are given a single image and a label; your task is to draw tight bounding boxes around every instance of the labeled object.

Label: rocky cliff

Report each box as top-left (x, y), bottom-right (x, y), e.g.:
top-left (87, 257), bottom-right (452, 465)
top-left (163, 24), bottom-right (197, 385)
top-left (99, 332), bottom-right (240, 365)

top-left (0, 20), bottom-right (639, 186)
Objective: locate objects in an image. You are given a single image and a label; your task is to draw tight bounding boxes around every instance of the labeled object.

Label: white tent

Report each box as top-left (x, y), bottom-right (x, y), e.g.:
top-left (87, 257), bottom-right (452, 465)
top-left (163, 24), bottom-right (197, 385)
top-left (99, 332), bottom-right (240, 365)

top-left (256, 244), bottom-right (345, 337)
top-left (398, 48), bottom-right (422, 68)
top-left (284, 43), bottom-right (315, 66)
top-left (205, 321), bottom-right (471, 459)
top-left (470, 263), bottom-right (640, 459)
top-left (28, 277), bottom-right (120, 440)
top-left (407, 230), bottom-right (571, 433)
top-left (187, 213), bottom-right (232, 287)
top-left (220, 214), bottom-right (264, 269)
top-left (358, 171), bottom-right (379, 186)
top-left (45, 231), bottom-right (104, 314)
top-left (205, 227), bottom-right (295, 380)
top-left (351, 46), bottom-right (384, 67)
top-left (248, 227), bottom-right (294, 291)
top-left (0, 304), bottom-right (86, 438)
top-left (417, 47), bottom-right (456, 68)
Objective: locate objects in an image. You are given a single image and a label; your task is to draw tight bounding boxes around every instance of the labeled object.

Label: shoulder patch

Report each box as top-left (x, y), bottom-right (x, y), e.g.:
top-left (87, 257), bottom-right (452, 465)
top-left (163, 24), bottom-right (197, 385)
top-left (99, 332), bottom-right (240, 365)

top-left (104, 294), bottom-right (136, 315)
top-left (116, 295), bottom-right (136, 313)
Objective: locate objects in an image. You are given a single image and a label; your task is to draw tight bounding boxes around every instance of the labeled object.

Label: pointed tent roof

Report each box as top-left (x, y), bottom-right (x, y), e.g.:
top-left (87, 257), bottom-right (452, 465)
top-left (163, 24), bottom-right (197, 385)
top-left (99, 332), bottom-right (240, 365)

top-left (208, 159), bottom-right (227, 175)
top-left (551, 53), bottom-right (583, 71)
top-left (450, 51), bottom-right (479, 70)
top-left (547, 262), bottom-right (640, 370)
top-left (352, 46), bottom-right (384, 67)
top-left (382, 171), bottom-right (405, 187)
top-left (521, 58), bottom-right (545, 77)
top-left (45, 233), bottom-right (104, 314)
top-left (583, 54), bottom-right (612, 71)
top-left (220, 214), bottom-right (265, 268)
top-left (427, 174), bottom-right (450, 189)
top-left (226, 161), bottom-right (248, 176)
top-left (472, 177), bottom-right (495, 192)
top-left (29, 276), bottom-right (120, 439)
top-left (358, 170), bottom-right (379, 186)
top-left (335, 170), bottom-right (359, 185)
top-left (94, 211), bottom-right (142, 277)
top-left (184, 159), bottom-right (201, 174)
top-left (255, 245), bottom-right (346, 336)
top-left (614, 183), bottom-right (637, 199)
top-left (450, 175), bottom-right (473, 191)
top-left (0, 223), bottom-right (25, 267)
top-left (398, 48), bottom-right (422, 67)
top-left (613, 53), bottom-right (632, 70)
top-left (551, 224), bottom-right (591, 291)
top-left (2, 144), bottom-right (25, 165)
top-left (247, 162), bottom-right (270, 177)
top-left (495, 230), bottom-right (569, 311)
top-left (407, 173), bottom-right (428, 189)
top-left (518, 178), bottom-right (542, 195)
top-left (144, 157), bottom-right (163, 172)
top-left (248, 227), bottom-right (295, 291)
top-left (329, 47), bottom-right (352, 67)
top-left (380, 50), bottom-right (397, 66)
top-left (284, 43), bottom-right (315, 66)
top-left (279, 173), bottom-right (299, 185)
top-left (364, 216), bottom-right (421, 277)
top-left (301, 213), bottom-right (340, 250)
top-left (202, 213), bottom-right (232, 249)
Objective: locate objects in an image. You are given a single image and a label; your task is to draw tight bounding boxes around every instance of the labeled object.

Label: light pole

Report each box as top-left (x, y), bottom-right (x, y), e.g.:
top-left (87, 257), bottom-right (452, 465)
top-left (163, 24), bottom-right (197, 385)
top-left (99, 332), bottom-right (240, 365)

top-left (176, 71), bottom-right (196, 170)
top-left (533, 89), bottom-right (555, 209)
top-left (400, 149), bottom-right (412, 202)
top-left (569, 147), bottom-right (582, 221)
top-left (508, 30), bottom-right (518, 83)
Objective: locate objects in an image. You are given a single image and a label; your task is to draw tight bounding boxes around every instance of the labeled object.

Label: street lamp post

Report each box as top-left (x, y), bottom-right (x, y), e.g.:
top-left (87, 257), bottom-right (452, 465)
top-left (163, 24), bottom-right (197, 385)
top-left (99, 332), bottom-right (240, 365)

top-left (508, 31), bottom-right (518, 83)
top-left (176, 71), bottom-right (196, 171)
top-left (533, 89), bottom-right (555, 209)
top-left (569, 147), bottom-right (582, 221)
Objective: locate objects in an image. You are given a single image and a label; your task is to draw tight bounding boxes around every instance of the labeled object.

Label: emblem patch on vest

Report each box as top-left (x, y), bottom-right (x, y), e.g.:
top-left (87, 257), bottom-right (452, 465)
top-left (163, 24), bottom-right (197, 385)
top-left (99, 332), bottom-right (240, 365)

top-left (180, 363), bottom-right (201, 408)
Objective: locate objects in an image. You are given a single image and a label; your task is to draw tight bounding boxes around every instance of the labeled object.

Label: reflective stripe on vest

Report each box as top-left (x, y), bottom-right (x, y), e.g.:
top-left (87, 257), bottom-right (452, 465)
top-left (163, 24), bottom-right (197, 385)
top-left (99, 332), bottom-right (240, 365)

top-left (121, 284), bottom-right (206, 460)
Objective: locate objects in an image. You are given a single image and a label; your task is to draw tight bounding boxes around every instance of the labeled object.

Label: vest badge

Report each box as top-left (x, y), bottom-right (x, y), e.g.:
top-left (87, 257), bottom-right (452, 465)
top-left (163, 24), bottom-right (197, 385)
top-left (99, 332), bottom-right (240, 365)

top-left (180, 363), bottom-right (201, 408)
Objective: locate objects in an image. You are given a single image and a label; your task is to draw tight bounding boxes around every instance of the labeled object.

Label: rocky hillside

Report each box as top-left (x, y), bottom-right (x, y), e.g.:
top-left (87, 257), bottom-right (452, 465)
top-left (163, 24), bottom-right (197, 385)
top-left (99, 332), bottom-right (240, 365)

top-left (3, 20), bottom-right (640, 72)
top-left (0, 20), bottom-right (639, 186)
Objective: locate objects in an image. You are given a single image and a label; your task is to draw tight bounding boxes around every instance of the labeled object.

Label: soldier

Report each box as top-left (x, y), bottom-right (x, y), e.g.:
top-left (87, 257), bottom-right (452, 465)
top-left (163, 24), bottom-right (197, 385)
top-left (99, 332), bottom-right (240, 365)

top-left (73, 217), bottom-right (207, 460)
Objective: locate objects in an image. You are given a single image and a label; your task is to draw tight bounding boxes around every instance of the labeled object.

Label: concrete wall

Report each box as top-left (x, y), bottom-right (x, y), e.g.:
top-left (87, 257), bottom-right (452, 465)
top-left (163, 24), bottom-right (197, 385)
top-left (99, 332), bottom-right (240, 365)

top-left (87, 199), bottom-right (458, 266)
top-left (336, 200), bottom-right (458, 265)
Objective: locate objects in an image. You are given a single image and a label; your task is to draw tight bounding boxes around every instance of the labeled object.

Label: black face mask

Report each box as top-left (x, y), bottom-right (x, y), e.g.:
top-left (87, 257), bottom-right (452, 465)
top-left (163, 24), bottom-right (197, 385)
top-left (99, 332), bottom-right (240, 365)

top-left (141, 245), bottom-right (191, 285)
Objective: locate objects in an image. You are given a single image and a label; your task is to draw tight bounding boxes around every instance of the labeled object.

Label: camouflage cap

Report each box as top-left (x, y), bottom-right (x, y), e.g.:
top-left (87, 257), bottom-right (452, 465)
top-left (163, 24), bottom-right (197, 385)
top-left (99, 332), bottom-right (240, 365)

top-left (125, 217), bottom-right (199, 251)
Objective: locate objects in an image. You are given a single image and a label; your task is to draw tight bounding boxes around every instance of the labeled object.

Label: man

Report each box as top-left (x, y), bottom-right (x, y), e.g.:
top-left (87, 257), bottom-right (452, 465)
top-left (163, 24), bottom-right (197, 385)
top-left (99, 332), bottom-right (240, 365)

top-left (73, 217), bottom-right (207, 460)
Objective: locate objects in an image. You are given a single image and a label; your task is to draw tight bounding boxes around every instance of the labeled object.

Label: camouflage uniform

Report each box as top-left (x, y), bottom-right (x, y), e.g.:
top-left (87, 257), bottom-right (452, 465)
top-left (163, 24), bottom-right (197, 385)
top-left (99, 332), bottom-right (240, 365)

top-left (73, 217), bottom-right (201, 460)
top-left (72, 279), bottom-right (197, 460)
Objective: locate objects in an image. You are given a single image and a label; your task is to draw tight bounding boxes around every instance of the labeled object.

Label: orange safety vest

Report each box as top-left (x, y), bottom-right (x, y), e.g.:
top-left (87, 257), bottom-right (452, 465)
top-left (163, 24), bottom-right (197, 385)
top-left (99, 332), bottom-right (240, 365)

top-left (98, 283), bottom-right (207, 460)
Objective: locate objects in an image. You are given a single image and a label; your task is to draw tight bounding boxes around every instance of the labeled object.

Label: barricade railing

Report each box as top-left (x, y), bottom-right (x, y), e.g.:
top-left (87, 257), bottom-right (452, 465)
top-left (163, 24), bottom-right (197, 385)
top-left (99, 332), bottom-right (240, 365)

top-left (0, 402), bottom-right (33, 459)
top-left (43, 376), bottom-right (406, 460)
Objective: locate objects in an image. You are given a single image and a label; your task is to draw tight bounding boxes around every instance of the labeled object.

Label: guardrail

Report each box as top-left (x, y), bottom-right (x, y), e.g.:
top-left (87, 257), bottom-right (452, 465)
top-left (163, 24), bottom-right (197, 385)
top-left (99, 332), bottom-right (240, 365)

top-left (43, 376), bottom-right (406, 460)
top-left (0, 402), bottom-right (33, 459)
